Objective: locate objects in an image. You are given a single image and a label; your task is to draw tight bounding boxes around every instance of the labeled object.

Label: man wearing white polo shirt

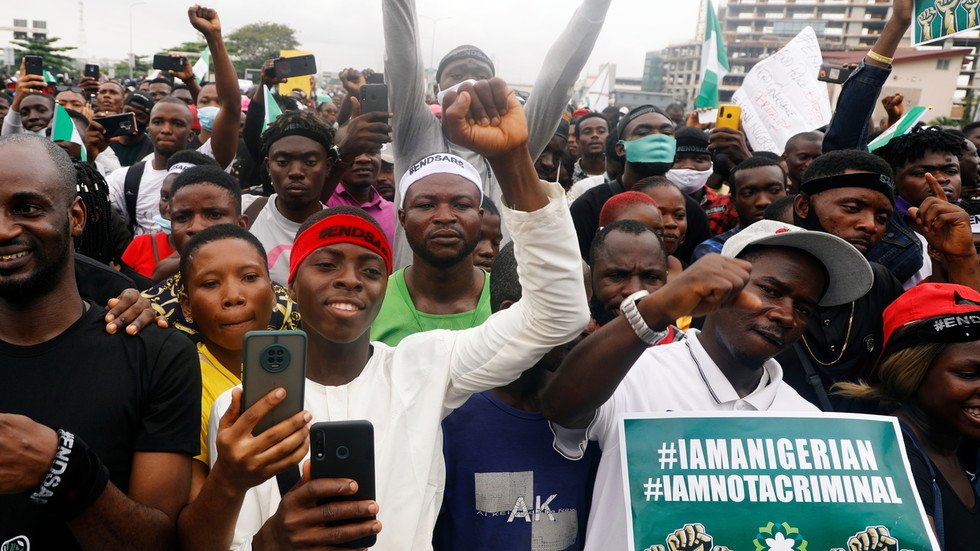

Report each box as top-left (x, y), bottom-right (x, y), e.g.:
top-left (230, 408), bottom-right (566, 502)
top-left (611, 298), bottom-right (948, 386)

top-left (541, 220), bottom-right (874, 551)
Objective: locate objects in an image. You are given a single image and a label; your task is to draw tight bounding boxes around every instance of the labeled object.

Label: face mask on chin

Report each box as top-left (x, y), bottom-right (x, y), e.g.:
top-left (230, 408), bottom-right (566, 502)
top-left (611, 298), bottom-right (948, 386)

top-left (666, 166), bottom-right (713, 195)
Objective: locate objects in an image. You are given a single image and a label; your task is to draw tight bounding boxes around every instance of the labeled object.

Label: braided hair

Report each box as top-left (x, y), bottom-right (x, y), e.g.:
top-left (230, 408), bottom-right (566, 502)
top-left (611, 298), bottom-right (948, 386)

top-left (73, 162), bottom-right (113, 263)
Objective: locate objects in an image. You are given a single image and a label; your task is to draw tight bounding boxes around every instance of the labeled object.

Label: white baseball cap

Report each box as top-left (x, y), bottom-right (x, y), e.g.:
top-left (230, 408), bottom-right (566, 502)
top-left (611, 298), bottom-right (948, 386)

top-left (721, 220), bottom-right (873, 307)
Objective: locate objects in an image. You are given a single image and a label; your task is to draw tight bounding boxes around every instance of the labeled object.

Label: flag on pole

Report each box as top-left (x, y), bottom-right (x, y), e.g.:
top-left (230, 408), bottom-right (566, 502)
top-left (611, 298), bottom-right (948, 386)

top-left (867, 106), bottom-right (931, 152)
top-left (192, 47), bottom-right (211, 85)
top-left (263, 84), bottom-right (282, 133)
top-left (51, 103), bottom-right (87, 161)
top-left (43, 69), bottom-right (56, 84)
top-left (695, 0), bottom-right (730, 109)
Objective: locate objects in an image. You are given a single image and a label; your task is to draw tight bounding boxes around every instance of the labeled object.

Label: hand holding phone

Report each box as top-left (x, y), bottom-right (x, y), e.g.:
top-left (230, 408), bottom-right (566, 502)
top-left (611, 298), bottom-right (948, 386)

top-left (209, 387), bottom-right (311, 493)
top-left (715, 104), bottom-right (741, 130)
top-left (84, 64), bottom-right (100, 79)
top-left (272, 54), bottom-right (317, 79)
top-left (242, 330), bottom-right (307, 436)
top-left (23, 55), bottom-right (43, 77)
top-left (309, 421), bottom-right (378, 548)
top-left (93, 113), bottom-right (140, 138)
top-left (152, 54), bottom-right (185, 73)
top-left (265, 460), bottom-right (381, 548)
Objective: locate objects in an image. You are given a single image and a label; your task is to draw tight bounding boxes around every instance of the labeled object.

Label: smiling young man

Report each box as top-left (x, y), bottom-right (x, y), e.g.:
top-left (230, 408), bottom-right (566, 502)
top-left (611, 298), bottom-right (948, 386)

top-left (0, 134), bottom-right (200, 551)
top-left (208, 76), bottom-right (589, 551)
top-left (541, 220), bottom-right (873, 551)
top-left (692, 155), bottom-right (787, 261)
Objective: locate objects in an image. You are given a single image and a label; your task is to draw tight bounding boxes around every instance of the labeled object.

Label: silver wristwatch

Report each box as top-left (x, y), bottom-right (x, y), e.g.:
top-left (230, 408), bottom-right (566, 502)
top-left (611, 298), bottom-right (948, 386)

top-left (619, 290), bottom-right (669, 345)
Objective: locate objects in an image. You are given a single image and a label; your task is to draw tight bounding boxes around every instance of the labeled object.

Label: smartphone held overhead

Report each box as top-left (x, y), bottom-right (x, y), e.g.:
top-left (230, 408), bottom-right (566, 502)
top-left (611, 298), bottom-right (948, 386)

top-left (271, 54), bottom-right (317, 79)
top-left (152, 54), bottom-right (185, 73)
top-left (716, 104), bottom-right (742, 130)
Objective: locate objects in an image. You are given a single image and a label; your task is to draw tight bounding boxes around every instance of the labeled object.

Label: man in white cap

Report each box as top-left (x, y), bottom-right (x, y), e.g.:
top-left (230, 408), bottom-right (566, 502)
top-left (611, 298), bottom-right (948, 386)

top-left (540, 220), bottom-right (873, 551)
top-left (370, 152), bottom-right (490, 346)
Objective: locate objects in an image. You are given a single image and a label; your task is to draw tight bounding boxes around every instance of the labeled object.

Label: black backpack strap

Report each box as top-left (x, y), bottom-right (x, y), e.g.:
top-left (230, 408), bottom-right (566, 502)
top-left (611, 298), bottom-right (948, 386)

top-left (244, 196), bottom-right (269, 229)
top-left (124, 161), bottom-right (147, 234)
top-left (793, 343), bottom-right (835, 412)
top-left (275, 466), bottom-right (301, 498)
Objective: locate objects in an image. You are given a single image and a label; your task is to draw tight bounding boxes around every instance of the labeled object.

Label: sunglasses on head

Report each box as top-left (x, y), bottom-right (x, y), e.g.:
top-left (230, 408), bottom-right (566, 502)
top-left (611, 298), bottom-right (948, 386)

top-left (55, 85), bottom-right (84, 94)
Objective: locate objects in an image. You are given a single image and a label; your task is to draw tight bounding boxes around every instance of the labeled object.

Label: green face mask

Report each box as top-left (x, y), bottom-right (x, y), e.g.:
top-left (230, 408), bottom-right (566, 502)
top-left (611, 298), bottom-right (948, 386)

top-left (619, 134), bottom-right (677, 164)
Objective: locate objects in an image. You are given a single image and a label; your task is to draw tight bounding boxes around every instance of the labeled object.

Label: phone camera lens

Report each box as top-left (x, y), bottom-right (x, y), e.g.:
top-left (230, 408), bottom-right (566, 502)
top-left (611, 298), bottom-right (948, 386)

top-left (336, 446), bottom-right (350, 460)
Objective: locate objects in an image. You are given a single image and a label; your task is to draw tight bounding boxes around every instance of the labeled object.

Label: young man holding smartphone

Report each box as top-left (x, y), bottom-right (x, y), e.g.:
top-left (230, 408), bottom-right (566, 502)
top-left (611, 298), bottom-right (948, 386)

top-left (208, 77), bottom-right (589, 550)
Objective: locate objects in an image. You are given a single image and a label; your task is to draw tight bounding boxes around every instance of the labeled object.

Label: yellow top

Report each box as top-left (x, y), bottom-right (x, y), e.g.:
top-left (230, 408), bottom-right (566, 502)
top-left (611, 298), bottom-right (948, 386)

top-left (195, 342), bottom-right (241, 465)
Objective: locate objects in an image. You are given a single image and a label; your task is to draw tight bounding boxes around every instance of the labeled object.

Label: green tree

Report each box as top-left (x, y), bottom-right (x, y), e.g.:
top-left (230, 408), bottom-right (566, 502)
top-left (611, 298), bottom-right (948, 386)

top-left (113, 56), bottom-right (152, 79)
top-left (10, 35), bottom-right (77, 75)
top-left (157, 40), bottom-right (210, 58)
top-left (226, 22), bottom-right (298, 76)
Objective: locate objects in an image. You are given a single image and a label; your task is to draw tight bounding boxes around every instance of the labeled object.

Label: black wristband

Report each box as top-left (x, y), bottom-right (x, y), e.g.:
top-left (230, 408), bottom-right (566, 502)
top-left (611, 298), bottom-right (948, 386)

top-left (24, 429), bottom-right (110, 520)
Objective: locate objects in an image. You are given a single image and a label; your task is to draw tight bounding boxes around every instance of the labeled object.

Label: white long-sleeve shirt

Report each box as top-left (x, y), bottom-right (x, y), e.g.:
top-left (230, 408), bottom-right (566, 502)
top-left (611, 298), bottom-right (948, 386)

top-left (209, 182), bottom-right (589, 551)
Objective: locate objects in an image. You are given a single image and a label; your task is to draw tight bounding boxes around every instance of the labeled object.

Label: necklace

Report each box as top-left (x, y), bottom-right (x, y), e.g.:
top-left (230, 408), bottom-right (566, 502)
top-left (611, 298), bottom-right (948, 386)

top-left (800, 301), bottom-right (856, 366)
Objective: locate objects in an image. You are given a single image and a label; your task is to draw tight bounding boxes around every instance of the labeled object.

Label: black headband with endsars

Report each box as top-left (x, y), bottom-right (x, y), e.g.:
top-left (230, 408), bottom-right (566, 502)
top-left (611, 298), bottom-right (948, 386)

top-left (800, 172), bottom-right (895, 203)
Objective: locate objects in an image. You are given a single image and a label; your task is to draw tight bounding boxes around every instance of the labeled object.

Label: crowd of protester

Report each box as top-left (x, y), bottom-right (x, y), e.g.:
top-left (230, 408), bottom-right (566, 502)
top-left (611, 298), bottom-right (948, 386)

top-left (1, 0), bottom-right (979, 549)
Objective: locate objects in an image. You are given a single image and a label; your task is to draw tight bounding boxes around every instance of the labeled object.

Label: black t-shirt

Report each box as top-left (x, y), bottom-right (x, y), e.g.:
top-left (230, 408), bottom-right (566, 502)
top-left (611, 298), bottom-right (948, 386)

top-left (108, 133), bottom-right (154, 167)
top-left (777, 262), bottom-right (903, 413)
top-left (570, 180), bottom-right (710, 264)
top-left (904, 434), bottom-right (980, 551)
top-left (0, 303), bottom-right (200, 550)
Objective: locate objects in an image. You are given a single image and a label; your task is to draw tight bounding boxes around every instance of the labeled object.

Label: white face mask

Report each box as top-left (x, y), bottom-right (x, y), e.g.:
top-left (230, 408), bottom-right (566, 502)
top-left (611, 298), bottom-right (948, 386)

top-left (666, 166), bottom-right (713, 195)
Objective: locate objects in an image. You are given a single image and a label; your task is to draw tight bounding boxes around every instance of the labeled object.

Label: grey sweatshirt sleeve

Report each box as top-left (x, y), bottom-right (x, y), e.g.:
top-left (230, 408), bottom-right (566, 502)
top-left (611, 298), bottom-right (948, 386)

top-left (524, 0), bottom-right (612, 160)
top-left (382, 0), bottom-right (448, 185)
top-left (1, 110), bottom-right (25, 136)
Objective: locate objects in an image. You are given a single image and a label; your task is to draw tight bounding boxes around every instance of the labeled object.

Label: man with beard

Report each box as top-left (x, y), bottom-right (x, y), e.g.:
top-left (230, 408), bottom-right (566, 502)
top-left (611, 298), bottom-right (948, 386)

top-left (434, 242), bottom-right (599, 551)
top-left (775, 149), bottom-right (980, 412)
top-left (370, 153), bottom-right (492, 346)
top-left (0, 134), bottom-right (200, 551)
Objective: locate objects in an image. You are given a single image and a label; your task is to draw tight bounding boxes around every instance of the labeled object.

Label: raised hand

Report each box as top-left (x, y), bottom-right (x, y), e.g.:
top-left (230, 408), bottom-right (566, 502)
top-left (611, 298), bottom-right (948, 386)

top-left (188, 4), bottom-right (221, 37)
top-left (880, 93), bottom-right (905, 124)
top-left (842, 526), bottom-right (900, 551)
top-left (918, 7), bottom-right (938, 41)
top-left (936, 0), bottom-right (960, 34)
top-left (964, 0), bottom-right (980, 26)
top-left (334, 97), bottom-right (392, 161)
top-left (169, 53), bottom-right (194, 82)
top-left (708, 126), bottom-right (752, 167)
top-left (907, 173), bottom-right (976, 258)
top-left (665, 523), bottom-right (714, 551)
top-left (340, 67), bottom-right (366, 97)
top-left (85, 119), bottom-right (109, 161)
top-left (639, 253), bottom-right (761, 326)
top-left (442, 77), bottom-right (528, 159)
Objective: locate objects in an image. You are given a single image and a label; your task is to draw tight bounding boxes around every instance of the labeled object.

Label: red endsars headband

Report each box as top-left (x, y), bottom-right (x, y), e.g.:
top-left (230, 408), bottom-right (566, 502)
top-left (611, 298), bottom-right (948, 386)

top-left (288, 214), bottom-right (393, 284)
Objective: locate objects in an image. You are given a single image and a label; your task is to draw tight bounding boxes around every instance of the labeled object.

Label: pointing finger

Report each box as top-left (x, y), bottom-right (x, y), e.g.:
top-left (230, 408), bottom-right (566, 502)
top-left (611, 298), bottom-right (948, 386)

top-left (924, 173), bottom-right (948, 203)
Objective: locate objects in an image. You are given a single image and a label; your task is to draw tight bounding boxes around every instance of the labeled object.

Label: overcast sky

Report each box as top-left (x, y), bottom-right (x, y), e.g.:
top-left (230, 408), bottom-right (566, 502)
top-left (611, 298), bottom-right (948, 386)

top-left (16, 0), bottom-right (702, 83)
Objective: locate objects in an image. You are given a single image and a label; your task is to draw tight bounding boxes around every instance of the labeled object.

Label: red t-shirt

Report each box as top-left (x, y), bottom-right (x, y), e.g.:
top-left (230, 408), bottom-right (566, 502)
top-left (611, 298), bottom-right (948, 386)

top-left (121, 232), bottom-right (175, 278)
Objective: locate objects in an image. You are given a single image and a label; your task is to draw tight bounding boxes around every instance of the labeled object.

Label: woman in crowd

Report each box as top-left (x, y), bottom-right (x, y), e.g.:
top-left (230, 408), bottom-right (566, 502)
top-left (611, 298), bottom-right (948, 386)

top-left (836, 283), bottom-right (980, 550)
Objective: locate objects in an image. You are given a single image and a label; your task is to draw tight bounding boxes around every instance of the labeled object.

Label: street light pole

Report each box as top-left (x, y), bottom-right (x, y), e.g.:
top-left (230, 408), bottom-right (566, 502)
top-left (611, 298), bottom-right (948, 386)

top-left (129, 1), bottom-right (147, 79)
top-left (418, 14), bottom-right (452, 70)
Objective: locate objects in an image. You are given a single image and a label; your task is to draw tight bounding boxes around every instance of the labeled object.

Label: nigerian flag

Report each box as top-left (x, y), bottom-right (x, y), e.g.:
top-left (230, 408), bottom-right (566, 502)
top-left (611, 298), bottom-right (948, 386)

top-left (51, 103), bottom-right (87, 161)
top-left (43, 69), bottom-right (56, 84)
top-left (868, 106), bottom-right (931, 152)
top-left (192, 47), bottom-right (211, 85)
top-left (695, 0), bottom-right (730, 109)
top-left (262, 84), bottom-right (282, 132)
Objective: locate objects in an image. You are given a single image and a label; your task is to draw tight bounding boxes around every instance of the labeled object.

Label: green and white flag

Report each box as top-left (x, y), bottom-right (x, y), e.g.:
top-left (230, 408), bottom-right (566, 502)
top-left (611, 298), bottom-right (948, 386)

top-left (43, 69), bottom-right (56, 83)
top-left (868, 105), bottom-right (931, 152)
top-left (695, 0), bottom-right (730, 109)
top-left (192, 47), bottom-right (211, 85)
top-left (51, 103), bottom-right (87, 161)
top-left (263, 84), bottom-right (282, 133)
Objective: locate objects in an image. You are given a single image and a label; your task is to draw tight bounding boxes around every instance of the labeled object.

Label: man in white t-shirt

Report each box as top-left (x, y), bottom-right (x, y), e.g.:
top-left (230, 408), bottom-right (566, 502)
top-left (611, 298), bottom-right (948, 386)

top-left (106, 6), bottom-right (241, 235)
top-left (540, 220), bottom-right (875, 551)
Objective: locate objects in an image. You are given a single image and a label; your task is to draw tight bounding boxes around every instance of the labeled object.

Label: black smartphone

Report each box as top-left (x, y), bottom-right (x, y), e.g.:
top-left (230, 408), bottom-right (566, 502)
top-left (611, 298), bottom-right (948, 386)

top-left (84, 64), bottom-right (100, 79)
top-left (152, 54), bottom-right (184, 73)
top-left (310, 421), bottom-right (376, 548)
top-left (359, 84), bottom-right (388, 114)
top-left (273, 54), bottom-right (317, 79)
top-left (241, 330), bottom-right (307, 436)
top-left (24, 55), bottom-right (43, 76)
top-left (93, 112), bottom-right (139, 138)
top-left (817, 63), bottom-right (853, 84)
top-left (365, 72), bottom-right (385, 85)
